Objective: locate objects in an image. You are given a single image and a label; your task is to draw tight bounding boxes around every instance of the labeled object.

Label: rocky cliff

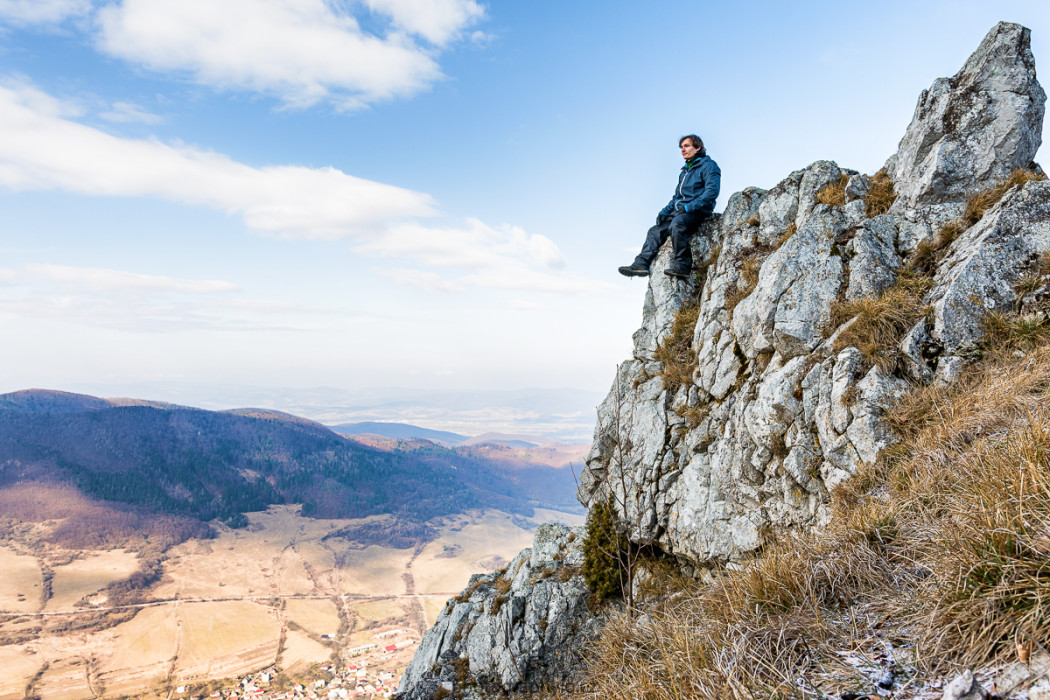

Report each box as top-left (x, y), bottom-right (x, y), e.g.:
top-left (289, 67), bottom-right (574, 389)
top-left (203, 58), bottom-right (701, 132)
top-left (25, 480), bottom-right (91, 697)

top-left (398, 21), bottom-right (1049, 699)
top-left (579, 20), bottom-right (1046, 569)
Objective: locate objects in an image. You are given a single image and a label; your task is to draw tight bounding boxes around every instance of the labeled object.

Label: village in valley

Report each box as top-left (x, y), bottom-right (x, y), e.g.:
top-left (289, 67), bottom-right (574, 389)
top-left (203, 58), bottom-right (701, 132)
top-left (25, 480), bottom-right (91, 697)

top-left (176, 629), bottom-right (418, 700)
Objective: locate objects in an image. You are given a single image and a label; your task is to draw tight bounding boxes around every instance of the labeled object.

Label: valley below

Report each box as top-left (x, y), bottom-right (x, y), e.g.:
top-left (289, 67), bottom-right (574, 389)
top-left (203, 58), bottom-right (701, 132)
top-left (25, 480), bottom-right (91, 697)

top-left (0, 504), bottom-right (582, 700)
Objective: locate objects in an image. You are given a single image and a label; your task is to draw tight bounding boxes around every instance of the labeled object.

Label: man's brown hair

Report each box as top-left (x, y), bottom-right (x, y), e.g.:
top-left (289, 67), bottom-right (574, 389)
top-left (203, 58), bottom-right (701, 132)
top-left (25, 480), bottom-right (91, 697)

top-left (679, 134), bottom-right (705, 156)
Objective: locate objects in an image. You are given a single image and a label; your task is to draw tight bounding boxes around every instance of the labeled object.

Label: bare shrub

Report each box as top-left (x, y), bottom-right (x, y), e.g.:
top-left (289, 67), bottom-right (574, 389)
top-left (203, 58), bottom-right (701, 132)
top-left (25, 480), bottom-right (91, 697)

top-left (908, 219), bottom-right (966, 276)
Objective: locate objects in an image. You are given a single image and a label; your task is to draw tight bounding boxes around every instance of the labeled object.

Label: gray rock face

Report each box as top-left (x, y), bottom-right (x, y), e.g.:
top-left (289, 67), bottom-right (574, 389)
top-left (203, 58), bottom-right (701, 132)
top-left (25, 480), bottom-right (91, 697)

top-left (927, 180), bottom-right (1050, 352)
top-left (398, 22), bottom-right (1048, 699)
top-left (396, 525), bottom-right (598, 700)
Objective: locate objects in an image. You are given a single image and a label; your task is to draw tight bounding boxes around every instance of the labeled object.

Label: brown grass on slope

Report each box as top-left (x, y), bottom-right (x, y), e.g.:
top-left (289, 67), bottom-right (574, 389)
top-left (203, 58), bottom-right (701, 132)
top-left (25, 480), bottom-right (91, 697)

top-left (864, 169), bottom-right (896, 218)
top-left (829, 268), bottom-right (933, 372)
top-left (653, 302), bottom-right (701, 394)
top-left (816, 174), bottom-right (849, 207)
top-left (570, 315), bottom-right (1050, 698)
top-left (964, 168), bottom-right (1045, 226)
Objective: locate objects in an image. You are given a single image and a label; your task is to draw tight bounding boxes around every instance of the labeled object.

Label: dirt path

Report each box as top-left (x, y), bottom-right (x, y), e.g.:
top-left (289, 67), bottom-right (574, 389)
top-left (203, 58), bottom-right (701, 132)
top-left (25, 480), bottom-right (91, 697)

top-left (22, 662), bottom-right (48, 700)
top-left (292, 541), bottom-right (325, 595)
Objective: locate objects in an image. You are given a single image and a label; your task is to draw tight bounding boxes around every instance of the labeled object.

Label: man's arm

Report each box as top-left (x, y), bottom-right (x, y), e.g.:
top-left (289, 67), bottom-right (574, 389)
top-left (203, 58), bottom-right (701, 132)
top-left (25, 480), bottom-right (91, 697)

top-left (689, 160), bottom-right (721, 215)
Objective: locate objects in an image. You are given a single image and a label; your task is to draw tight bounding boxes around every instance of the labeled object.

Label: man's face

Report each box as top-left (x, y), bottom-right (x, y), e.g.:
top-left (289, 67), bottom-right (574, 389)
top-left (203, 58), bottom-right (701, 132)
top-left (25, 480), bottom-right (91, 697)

top-left (680, 140), bottom-right (699, 161)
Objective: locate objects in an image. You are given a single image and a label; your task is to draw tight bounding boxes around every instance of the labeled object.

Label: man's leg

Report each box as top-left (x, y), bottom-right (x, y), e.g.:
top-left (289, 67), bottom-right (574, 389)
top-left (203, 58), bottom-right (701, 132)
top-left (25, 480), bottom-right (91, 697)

top-left (668, 212), bottom-right (701, 274)
top-left (632, 219), bottom-right (672, 269)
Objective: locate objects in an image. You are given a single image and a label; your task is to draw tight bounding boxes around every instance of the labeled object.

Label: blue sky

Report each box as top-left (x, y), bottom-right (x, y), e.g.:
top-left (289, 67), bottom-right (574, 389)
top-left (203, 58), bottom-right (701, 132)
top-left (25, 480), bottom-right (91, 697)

top-left (1, 0), bottom-right (1049, 417)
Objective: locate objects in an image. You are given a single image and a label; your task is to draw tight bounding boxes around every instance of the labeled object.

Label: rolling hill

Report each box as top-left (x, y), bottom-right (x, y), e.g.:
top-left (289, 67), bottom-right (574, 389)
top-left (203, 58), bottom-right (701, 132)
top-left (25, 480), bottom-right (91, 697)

top-left (0, 390), bottom-right (581, 541)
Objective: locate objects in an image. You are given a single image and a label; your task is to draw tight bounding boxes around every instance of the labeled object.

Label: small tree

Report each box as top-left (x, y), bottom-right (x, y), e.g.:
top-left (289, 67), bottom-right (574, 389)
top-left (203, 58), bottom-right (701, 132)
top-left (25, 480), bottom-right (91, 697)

top-left (581, 363), bottom-right (658, 614)
top-left (582, 497), bottom-right (629, 601)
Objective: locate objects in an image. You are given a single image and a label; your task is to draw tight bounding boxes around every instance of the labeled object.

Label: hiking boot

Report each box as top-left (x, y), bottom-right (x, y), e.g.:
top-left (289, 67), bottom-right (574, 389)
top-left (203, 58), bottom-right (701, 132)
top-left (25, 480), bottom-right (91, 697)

top-left (618, 264), bottom-right (649, 277)
top-left (664, 267), bottom-right (691, 280)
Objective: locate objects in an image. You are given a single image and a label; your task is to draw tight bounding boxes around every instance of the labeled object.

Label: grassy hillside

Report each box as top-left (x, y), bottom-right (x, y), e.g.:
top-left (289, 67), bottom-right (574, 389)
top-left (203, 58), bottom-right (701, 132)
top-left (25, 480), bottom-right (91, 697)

top-left (568, 313), bottom-right (1050, 698)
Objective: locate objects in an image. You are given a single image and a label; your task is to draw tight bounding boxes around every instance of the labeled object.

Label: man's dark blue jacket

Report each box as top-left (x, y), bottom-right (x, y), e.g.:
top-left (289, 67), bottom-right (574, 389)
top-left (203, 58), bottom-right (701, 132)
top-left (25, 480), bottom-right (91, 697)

top-left (659, 155), bottom-right (721, 218)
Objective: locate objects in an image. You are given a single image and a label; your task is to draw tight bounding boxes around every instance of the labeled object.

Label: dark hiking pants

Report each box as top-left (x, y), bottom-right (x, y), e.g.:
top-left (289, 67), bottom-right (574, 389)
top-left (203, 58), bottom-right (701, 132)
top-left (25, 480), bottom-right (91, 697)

top-left (632, 210), bottom-right (705, 273)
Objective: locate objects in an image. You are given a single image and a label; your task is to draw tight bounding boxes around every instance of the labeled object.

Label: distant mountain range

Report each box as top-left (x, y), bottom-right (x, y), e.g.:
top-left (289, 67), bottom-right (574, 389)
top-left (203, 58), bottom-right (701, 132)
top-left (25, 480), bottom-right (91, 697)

top-left (61, 383), bottom-right (604, 441)
top-left (331, 421), bottom-right (469, 445)
top-left (0, 390), bottom-right (583, 538)
top-left (330, 422), bottom-right (565, 450)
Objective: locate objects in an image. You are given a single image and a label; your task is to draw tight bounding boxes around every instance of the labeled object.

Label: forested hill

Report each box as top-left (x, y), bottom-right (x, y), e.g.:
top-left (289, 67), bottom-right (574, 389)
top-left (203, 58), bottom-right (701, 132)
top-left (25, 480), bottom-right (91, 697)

top-left (0, 390), bottom-right (579, 527)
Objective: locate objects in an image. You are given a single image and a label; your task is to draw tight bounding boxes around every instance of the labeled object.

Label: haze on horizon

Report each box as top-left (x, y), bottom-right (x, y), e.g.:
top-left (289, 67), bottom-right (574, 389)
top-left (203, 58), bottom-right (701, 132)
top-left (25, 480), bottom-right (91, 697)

top-left (1, 1), bottom-right (1049, 412)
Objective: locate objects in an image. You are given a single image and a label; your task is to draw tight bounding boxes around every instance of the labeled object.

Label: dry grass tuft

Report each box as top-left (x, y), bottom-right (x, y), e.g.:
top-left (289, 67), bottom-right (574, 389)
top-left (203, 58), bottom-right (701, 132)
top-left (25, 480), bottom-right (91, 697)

top-left (964, 168), bottom-right (1046, 226)
top-left (829, 269), bottom-right (933, 372)
top-left (654, 302), bottom-right (701, 395)
top-left (908, 219), bottom-right (967, 276)
top-left (746, 214), bottom-right (760, 226)
top-left (776, 222), bottom-right (798, 249)
top-left (816, 174), bottom-right (849, 207)
top-left (864, 169), bottom-right (896, 218)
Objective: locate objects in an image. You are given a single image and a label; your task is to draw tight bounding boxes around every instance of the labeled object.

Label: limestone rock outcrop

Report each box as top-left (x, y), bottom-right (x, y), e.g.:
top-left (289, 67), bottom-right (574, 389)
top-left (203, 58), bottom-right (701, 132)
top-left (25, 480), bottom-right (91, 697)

top-left (578, 20), bottom-right (1047, 569)
top-left (397, 525), bottom-right (598, 699)
top-left (398, 22), bottom-right (1048, 698)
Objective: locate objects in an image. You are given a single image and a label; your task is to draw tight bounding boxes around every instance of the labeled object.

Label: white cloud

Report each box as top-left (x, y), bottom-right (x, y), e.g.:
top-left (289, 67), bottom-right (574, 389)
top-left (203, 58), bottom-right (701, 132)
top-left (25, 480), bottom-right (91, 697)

top-left (0, 0), bottom-right (90, 26)
top-left (362, 219), bottom-right (612, 295)
top-left (99, 100), bottom-right (164, 124)
top-left (0, 79), bottom-right (610, 297)
top-left (95, 0), bottom-right (482, 108)
top-left (363, 219), bottom-right (567, 271)
top-left (0, 80), bottom-right (436, 237)
top-left (362, 0), bottom-right (483, 46)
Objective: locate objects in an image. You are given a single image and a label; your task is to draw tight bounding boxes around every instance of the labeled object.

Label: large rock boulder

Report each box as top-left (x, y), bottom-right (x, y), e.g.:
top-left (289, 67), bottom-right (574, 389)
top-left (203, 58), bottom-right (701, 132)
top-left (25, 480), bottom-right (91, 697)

top-left (887, 22), bottom-right (1045, 241)
top-left (395, 525), bottom-right (599, 700)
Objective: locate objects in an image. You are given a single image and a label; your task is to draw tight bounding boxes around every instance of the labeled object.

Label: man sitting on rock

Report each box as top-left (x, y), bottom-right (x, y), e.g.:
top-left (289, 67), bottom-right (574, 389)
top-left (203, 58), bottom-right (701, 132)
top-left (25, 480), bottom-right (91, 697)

top-left (619, 134), bottom-right (721, 280)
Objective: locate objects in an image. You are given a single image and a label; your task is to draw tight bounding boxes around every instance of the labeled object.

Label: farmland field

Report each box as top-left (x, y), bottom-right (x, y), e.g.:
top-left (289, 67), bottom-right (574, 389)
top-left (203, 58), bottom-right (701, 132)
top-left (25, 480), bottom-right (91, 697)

top-left (46, 550), bottom-right (139, 611)
top-left (0, 547), bottom-right (42, 613)
top-left (0, 505), bottom-right (580, 698)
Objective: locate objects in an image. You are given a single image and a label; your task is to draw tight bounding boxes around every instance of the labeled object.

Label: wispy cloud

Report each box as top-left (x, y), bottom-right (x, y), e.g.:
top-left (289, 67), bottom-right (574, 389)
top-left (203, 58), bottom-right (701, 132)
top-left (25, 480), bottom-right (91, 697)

top-left (26, 264), bottom-right (238, 293)
top-left (0, 0), bottom-right (90, 26)
top-left (0, 264), bottom-right (346, 332)
top-left (380, 268), bottom-right (466, 294)
top-left (361, 0), bottom-right (484, 46)
top-left (99, 100), bottom-right (164, 124)
top-left (362, 219), bottom-right (567, 271)
top-left (95, 0), bottom-right (484, 109)
top-left (0, 79), bottom-right (436, 237)
top-left (359, 220), bottom-right (600, 294)
top-left (364, 220), bottom-right (612, 295)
